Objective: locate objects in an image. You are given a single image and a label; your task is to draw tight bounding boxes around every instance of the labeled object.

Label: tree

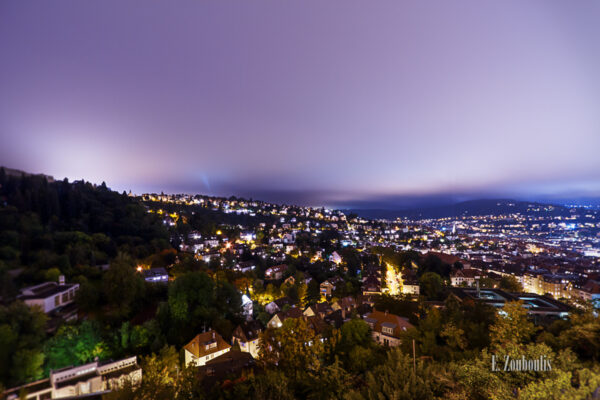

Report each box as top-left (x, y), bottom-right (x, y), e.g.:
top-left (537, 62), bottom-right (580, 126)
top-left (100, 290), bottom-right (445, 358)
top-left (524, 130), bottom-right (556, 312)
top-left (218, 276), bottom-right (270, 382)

top-left (43, 267), bottom-right (62, 282)
top-left (489, 301), bottom-right (536, 352)
top-left (168, 271), bottom-right (214, 325)
top-left (419, 272), bottom-right (444, 300)
top-left (418, 254), bottom-right (451, 278)
top-left (306, 280), bottom-right (321, 304)
top-left (75, 278), bottom-right (100, 312)
top-left (519, 367), bottom-right (600, 400)
top-left (347, 348), bottom-right (452, 400)
top-left (11, 349), bottom-right (45, 384)
top-left (499, 276), bottom-right (523, 292)
top-left (259, 318), bottom-right (324, 375)
top-left (304, 359), bottom-right (353, 400)
top-left (450, 350), bottom-right (512, 400)
top-left (339, 319), bottom-right (372, 352)
top-left (0, 302), bottom-right (47, 385)
top-left (103, 253), bottom-right (145, 317)
top-left (558, 307), bottom-right (600, 362)
top-left (44, 321), bottom-right (109, 371)
top-left (440, 322), bottom-right (467, 355)
top-left (297, 283), bottom-right (308, 308)
top-left (373, 295), bottom-right (420, 324)
top-left (214, 280), bottom-right (242, 322)
top-left (249, 369), bottom-right (294, 400)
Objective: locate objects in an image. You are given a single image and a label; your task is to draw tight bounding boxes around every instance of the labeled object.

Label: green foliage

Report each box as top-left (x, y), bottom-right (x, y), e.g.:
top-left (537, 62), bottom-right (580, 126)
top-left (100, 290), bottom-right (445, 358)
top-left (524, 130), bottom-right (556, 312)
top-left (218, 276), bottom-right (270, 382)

top-left (249, 369), bottom-right (294, 400)
top-left (0, 174), bottom-right (169, 281)
top-left (259, 318), bottom-right (324, 375)
top-left (419, 272), bottom-right (445, 300)
top-left (168, 271), bottom-right (214, 323)
top-left (348, 348), bottom-right (452, 400)
top-left (490, 301), bottom-right (537, 352)
top-left (440, 322), bottom-right (467, 352)
top-left (519, 367), bottom-right (600, 400)
top-left (304, 359), bottom-right (353, 400)
top-left (499, 275), bottom-right (523, 292)
top-left (339, 319), bottom-right (371, 351)
top-left (557, 307), bottom-right (600, 362)
top-left (450, 350), bottom-right (512, 400)
top-left (44, 320), bottom-right (109, 372)
top-left (11, 349), bottom-right (45, 384)
top-left (103, 253), bottom-right (146, 319)
top-left (163, 271), bottom-right (241, 345)
top-left (0, 301), bottom-right (47, 386)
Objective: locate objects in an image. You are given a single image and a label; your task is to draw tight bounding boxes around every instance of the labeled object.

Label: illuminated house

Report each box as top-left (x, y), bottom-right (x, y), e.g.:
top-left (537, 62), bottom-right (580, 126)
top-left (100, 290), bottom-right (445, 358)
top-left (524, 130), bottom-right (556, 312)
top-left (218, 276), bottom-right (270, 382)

top-left (265, 296), bottom-right (294, 314)
top-left (329, 251), bottom-right (342, 264)
top-left (521, 270), bottom-right (548, 295)
top-left (18, 277), bottom-right (79, 314)
top-left (362, 275), bottom-right (382, 296)
top-left (234, 261), bottom-right (255, 273)
top-left (241, 294), bottom-right (253, 320)
top-left (401, 273), bottom-right (420, 295)
top-left (232, 320), bottom-right (263, 359)
top-left (143, 267), bottom-right (169, 283)
top-left (304, 302), bottom-right (334, 318)
top-left (364, 310), bottom-right (414, 347)
top-left (331, 296), bottom-right (356, 315)
top-left (184, 330), bottom-right (231, 367)
top-left (265, 264), bottom-right (288, 280)
top-left (320, 277), bottom-right (343, 297)
top-left (541, 274), bottom-right (574, 299)
top-left (267, 307), bottom-right (303, 328)
top-left (574, 280), bottom-right (600, 307)
top-left (3, 356), bottom-right (141, 400)
top-left (450, 269), bottom-right (481, 287)
top-left (282, 233), bottom-right (295, 244)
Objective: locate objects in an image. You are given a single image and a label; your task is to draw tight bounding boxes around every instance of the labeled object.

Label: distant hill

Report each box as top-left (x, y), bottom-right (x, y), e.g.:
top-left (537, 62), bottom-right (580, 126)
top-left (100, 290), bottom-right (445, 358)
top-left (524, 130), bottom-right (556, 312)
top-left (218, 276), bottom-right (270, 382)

top-left (1, 166), bottom-right (55, 182)
top-left (348, 199), bottom-right (574, 220)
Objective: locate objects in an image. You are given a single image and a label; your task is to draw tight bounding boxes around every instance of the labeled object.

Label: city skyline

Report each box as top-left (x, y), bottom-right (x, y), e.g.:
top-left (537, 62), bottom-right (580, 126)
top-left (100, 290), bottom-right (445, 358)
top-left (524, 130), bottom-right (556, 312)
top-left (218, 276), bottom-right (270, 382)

top-left (2, 0), bottom-right (600, 208)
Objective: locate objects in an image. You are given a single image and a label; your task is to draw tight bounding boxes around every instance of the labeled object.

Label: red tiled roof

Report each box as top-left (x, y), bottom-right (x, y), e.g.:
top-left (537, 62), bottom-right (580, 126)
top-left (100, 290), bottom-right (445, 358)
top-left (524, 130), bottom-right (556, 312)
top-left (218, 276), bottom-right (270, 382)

top-left (365, 310), bottom-right (414, 338)
top-left (184, 331), bottom-right (231, 358)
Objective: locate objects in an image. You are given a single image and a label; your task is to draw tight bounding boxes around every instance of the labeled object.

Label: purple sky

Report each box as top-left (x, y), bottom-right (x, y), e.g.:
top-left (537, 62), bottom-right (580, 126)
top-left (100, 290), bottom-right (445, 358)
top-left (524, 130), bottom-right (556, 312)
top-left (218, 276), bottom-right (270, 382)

top-left (1, 1), bottom-right (600, 207)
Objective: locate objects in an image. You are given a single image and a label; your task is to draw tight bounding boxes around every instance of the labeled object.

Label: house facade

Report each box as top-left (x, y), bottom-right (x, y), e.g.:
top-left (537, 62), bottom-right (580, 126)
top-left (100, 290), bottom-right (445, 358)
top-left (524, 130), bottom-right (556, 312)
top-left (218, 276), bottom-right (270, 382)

top-left (267, 307), bottom-right (303, 328)
top-left (184, 330), bottom-right (231, 367)
top-left (18, 279), bottom-right (79, 314)
top-left (232, 320), bottom-right (263, 359)
top-left (363, 310), bottom-right (414, 347)
top-left (450, 269), bottom-right (481, 287)
top-left (265, 264), bottom-right (288, 280)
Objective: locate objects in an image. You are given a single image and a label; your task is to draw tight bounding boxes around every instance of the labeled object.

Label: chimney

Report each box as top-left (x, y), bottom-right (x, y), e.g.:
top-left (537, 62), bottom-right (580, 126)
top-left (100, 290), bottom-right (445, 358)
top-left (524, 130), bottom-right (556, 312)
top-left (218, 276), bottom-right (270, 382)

top-left (58, 275), bottom-right (65, 285)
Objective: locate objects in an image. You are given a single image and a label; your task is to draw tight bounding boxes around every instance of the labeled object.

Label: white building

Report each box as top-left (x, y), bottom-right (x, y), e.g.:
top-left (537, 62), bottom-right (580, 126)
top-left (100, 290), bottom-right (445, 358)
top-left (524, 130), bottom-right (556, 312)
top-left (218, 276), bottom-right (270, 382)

top-left (18, 278), bottom-right (79, 314)
top-left (184, 330), bottom-right (231, 367)
top-left (3, 356), bottom-right (141, 400)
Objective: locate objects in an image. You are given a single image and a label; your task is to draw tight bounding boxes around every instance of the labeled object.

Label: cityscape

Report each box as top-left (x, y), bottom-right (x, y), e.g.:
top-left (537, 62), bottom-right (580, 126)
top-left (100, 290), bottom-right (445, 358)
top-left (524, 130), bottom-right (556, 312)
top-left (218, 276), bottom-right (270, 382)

top-left (2, 1), bottom-right (600, 400)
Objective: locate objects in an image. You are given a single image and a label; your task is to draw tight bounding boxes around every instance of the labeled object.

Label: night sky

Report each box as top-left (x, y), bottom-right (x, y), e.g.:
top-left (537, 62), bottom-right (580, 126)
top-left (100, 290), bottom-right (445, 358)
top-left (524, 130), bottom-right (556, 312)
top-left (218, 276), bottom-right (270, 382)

top-left (1, 1), bottom-right (600, 208)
